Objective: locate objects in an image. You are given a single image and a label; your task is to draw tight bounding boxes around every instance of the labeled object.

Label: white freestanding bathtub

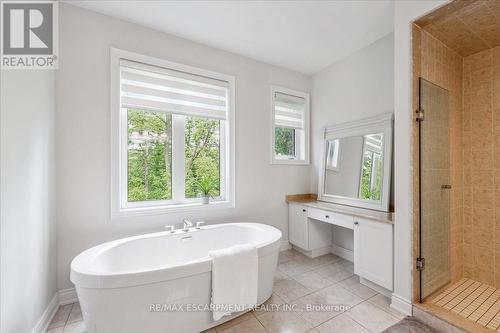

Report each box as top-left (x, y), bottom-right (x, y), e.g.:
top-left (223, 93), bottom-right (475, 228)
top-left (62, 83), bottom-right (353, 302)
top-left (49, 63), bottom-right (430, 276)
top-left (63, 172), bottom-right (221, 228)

top-left (70, 223), bottom-right (281, 333)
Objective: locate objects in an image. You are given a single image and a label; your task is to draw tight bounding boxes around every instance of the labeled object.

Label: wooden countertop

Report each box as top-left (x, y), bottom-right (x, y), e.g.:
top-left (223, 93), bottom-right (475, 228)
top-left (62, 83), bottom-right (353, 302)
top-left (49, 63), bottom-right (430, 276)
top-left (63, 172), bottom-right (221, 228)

top-left (286, 194), bottom-right (394, 224)
top-left (285, 193), bottom-right (318, 203)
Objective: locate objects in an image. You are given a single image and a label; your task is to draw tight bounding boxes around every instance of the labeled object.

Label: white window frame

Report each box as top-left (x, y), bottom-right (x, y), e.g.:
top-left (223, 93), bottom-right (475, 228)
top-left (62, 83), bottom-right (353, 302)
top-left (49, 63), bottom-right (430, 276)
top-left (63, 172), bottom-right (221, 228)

top-left (270, 86), bottom-right (310, 165)
top-left (110, 48), bottom-right (235, 218)
top-left (326, 139), bottom-right (341, 172)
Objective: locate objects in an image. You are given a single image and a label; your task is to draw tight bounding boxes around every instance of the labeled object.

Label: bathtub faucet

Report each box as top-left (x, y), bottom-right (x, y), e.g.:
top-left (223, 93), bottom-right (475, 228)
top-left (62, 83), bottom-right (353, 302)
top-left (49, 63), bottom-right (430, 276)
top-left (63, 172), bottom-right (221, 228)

top-left (183, 219), bottom-right (193, 231)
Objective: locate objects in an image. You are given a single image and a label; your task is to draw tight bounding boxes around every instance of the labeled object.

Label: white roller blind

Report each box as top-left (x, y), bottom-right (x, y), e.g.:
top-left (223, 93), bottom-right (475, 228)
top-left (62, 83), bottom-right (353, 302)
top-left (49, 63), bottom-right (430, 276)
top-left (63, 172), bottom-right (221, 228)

top-left (120, 59), bottom-right (229, 120)
top-left (364, 133), bottom-right (384, 153)
top-left (274, 92), bottom-right (305, 129)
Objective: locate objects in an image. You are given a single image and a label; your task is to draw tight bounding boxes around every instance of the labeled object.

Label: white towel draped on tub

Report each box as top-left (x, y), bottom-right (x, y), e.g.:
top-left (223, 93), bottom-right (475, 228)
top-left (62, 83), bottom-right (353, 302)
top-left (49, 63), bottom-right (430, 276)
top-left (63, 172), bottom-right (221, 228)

top-left (208, 243), bottom-right (258, 321)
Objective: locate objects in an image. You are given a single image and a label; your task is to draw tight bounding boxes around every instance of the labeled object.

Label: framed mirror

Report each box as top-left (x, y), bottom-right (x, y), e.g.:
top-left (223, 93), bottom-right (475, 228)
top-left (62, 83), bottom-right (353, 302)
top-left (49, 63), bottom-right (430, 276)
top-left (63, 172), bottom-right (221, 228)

top-left (318, 113), bottom-right (393, 212)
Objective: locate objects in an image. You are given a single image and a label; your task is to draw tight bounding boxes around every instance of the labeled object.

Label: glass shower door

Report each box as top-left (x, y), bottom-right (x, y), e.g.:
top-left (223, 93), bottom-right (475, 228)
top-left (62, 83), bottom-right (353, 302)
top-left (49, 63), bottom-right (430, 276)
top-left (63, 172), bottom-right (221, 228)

top-left (418, 78), bottom-right (451, 301)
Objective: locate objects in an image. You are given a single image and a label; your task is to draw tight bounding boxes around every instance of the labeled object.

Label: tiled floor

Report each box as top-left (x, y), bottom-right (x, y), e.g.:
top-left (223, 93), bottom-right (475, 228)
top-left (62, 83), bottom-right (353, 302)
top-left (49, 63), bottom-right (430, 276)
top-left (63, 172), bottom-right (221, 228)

top-left (47, 249), bottom-right (405, 333)
top-left (428, 278), bottom-right (500, 332)
top-left (47, 302), bottom-right (84, 333)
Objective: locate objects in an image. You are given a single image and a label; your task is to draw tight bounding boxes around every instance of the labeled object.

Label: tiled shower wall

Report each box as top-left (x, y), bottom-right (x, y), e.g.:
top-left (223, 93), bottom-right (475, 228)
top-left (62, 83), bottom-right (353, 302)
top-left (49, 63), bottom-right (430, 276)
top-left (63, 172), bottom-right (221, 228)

top-left (462, 46), bottom-right (500, 288)
top-left (412, 26), bottom-right (464, 301)
top-left (413, 27), bottom-right (500, 300)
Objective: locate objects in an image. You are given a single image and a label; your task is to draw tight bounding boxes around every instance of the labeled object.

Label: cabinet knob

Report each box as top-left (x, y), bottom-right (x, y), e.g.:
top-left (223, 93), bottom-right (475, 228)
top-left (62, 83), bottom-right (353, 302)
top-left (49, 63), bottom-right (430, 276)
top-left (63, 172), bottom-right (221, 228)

top-left (325, 215), bottom-right (330, 219)
top-left (354, 222), bottom-right (359, 226)
top-left (302, 209), bottom-right (306, 212)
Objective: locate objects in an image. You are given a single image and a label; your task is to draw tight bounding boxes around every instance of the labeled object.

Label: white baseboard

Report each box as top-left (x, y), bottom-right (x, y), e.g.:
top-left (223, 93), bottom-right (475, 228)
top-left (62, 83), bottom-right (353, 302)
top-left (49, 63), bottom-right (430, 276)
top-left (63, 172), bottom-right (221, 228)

top-left (31, 293), bottom-right (59, 333)
top-left (292, 245), bottom-right (331, 258)
top-left (390, 293), bottom-right (412, 316)
top-left (330, 244), bottom-right (354, 262)
top-left (280, 240), bottom-right (292, 251)
top-left (31, 288), bottom-right (79, 333)
top-left (59, 287), bottom-right (78, 305)
top-left (288, 243), bottom-right (354, 261)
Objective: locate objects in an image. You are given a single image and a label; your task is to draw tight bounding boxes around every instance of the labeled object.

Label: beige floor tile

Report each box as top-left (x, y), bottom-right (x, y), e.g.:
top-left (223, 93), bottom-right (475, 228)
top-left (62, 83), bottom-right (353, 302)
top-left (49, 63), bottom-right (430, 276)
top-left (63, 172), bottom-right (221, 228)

top-left (257, 310), bottom-right (314, 333)
top-left (46, 327), bottom-right (64, 333)
top-left (310, 253), bottom-right (341, 266)
top-left (316, 313), bottom-right (370, 333)
top-left (281, 250), bottom-right (308, 261)
top-left (339, 260), bottom-right (355, 274)
top-left (316, 284), bottom-right (364, 309)
top-left (314, 263), bottom-right (353, 282)
top-left (255, 293), bottom-right (286, 317)
top-left (368, 294), bottom-right (406, 319)
top-left (275, 269), bottom-right (290, 282)
top-left (201, 329), bottom-right (216, 333)
top-left (278, 251), bottom-right (293, 264)
top-left (346, 302), bottom-right (399, 333)
top-left (217, 317), bottom-right (266, 333)
top-left (293, 292), bottom-right (341, 326)
top-left (62, 320), bottom-right (86, 333)
top-left (278, 259), bottom-right (315, 276)
top-left (274, 277), bottom-right (312, 302)
top-left (67, 302), bottom-right (82, 324)
top-left (214, 311), bottom-right (255, 331)
top-left (305, 329), bottom-right (321, 333)
top-left (48, 304), bottom-right (73, 329)
top-left (338, 276), bottom-right (378, 300)
top-left (314, 262), bottom-right (343, 275)
top-left (329, 269), bottom-right (354, 282)
top-left (293, 271), bottom-right (335, 292)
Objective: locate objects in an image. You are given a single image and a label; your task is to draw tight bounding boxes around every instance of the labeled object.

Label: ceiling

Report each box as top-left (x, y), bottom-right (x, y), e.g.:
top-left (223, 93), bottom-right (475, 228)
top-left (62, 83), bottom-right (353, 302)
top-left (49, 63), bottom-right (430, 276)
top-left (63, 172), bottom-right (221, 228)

top-left (65, 1), bottom-right (394, 75)
top-left (415, 0), bottom-right (500, 57)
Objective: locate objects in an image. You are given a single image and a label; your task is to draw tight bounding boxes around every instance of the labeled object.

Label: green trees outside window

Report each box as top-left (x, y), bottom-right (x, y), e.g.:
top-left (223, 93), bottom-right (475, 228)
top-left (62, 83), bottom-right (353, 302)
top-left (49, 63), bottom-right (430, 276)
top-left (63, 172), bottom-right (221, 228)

top-left (359, 151), bottom-right (383, 201)
top-left (274, 127), bottom-right (295, 158)
top-left (128, 110), bottom-right (172, 202)
top-left (127, 109), bottom-right (221, 202)
top-left (185, 117), bottom-right (220, 198)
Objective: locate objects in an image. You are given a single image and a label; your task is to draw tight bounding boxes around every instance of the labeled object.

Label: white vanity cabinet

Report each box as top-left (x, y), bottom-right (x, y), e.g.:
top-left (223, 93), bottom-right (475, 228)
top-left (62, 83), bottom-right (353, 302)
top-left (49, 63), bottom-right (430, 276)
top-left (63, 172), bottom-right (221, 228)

top-left (287, 201), bottom-right (394, 292)
top-left (353, 217), bottom-right (393, 290)
top-left (288, 203), bottom-right (309, 249)
top-left (298, 113), bottom-right (395, 292)
top-left (288, 203), bottom-right (332, 252)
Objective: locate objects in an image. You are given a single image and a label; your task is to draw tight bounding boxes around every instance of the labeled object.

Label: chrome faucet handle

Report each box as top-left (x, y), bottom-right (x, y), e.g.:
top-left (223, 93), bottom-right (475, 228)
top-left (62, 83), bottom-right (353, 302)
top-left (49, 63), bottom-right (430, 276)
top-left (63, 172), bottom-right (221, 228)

top-left (165, 225), bottom-right (175, 233)
top-left (182, 219), bottom-right (193, 231)
top-left (196, 221), bottom-right (205, 229)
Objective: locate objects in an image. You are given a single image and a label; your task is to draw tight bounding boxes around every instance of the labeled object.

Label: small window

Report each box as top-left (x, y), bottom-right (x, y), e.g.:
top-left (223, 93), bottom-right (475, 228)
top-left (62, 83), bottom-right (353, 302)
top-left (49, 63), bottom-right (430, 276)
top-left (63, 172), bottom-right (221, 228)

top-left (111, 49), bottom-right (234, 217)
top-left (326, 139), bottom-right (340, 171)
top-left (271, 86), bottom-right (309, 164)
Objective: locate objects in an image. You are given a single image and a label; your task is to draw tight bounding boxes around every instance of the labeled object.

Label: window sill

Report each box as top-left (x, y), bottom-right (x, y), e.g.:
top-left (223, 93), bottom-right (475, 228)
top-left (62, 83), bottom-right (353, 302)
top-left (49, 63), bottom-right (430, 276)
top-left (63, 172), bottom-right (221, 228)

top-left (271, 159), bottom-right (310, 165)
top-left (112, 200), bottom-right (235, 219)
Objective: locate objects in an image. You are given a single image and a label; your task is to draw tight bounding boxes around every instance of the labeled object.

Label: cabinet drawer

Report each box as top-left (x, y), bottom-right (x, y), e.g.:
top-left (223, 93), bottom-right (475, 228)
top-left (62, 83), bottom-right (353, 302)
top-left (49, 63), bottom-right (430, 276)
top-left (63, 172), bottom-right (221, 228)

top-left (307, 208), bottom-right (354, 229)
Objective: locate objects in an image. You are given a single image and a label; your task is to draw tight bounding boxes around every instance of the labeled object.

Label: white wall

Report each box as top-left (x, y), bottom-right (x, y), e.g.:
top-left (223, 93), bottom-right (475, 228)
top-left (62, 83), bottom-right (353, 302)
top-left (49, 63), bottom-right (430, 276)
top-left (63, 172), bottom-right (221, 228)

top-left (310, 34), bottom-right (394, 252)
top-left (0, 71), bottom-right (57, 332)
top-left (56, 4), bottom-right (311, 290)
top-left (392, 0), bottom-right (446, 314)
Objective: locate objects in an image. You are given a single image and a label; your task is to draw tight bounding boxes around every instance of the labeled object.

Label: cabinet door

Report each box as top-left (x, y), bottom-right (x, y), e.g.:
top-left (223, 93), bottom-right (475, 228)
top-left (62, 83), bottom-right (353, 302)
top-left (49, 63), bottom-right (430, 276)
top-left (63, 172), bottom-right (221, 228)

top-left (354, 218), bottom-right (393, 290)
top-left (288, 204), bottom-right (308, 250)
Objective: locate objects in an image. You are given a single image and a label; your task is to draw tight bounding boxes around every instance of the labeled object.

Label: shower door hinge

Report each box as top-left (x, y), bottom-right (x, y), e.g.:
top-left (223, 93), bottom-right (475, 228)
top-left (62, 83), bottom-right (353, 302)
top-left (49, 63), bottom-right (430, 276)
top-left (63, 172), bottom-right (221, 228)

top-left (416, 109), bottom-right (425, 121)
top-left (416, 257), bottom-right (425, 270)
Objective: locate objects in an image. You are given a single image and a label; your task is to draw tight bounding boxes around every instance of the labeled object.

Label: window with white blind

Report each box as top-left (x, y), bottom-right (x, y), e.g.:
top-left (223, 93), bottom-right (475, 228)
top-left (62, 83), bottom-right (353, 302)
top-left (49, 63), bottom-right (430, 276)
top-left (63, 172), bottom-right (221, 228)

top-left (111, 49), bottom-right (235, 217)
top-left (271, 86), bottom-right (310, 164)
